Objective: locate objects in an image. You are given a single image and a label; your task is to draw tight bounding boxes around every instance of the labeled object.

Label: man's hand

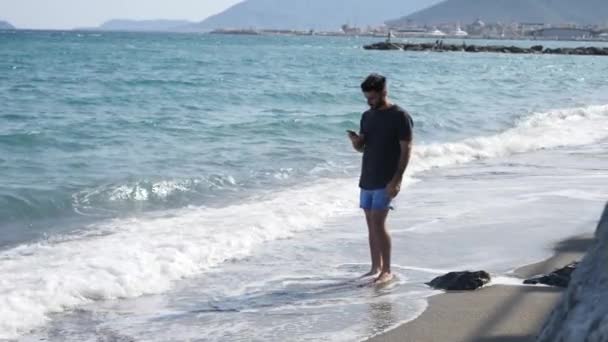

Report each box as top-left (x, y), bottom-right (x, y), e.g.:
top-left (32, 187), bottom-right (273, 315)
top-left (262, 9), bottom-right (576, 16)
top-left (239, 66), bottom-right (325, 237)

top-left (347, 130), bottom-right (364, 152)
top-left (386, 179), bottom-right (401, 199)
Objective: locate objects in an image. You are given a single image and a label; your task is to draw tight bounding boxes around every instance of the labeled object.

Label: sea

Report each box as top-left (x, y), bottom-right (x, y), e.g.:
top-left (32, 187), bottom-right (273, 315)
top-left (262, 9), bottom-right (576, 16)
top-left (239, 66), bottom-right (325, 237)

top-left (1, 30), bottom-right (608, 341)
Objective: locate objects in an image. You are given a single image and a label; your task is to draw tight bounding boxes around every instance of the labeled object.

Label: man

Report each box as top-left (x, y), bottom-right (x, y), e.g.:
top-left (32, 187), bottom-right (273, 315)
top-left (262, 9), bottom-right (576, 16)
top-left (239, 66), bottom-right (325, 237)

top-left (347, 74), bottom-right (413, 284)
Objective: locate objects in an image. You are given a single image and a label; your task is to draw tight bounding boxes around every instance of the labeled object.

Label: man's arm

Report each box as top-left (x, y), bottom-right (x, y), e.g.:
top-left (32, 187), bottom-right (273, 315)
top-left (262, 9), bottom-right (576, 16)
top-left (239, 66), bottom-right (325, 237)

top-left (393, 140), bottom-right (412, 182)
top-left (387, 111), bottom-right (414, 198)
top-left (386, 140), bottom-right (412, 198)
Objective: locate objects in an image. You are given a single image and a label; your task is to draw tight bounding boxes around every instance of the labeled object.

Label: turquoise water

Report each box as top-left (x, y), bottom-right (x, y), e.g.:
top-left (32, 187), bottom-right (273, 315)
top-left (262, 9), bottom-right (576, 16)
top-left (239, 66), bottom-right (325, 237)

top-left (1, 31), bottom-right (608, 341)
top-left (3, 32), bottom-right (608, 233)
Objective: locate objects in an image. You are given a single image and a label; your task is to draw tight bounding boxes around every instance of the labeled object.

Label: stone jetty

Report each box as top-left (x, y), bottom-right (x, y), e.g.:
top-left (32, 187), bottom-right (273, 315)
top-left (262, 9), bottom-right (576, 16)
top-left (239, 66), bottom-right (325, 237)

top-left (364, 42), bottom-right (608, 56)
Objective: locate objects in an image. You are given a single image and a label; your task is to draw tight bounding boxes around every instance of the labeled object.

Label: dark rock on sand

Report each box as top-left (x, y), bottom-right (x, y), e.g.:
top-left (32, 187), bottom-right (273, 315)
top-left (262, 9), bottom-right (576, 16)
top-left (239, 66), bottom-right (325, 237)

top-left (427, 271), bottom-right (491, 291)
top-left (524, 262), bottom-right (578, 288)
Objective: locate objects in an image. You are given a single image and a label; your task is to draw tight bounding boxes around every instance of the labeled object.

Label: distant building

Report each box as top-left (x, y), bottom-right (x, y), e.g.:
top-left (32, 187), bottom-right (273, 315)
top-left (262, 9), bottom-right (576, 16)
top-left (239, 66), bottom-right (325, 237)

top-left (530, 28), bottom-right (594, 40)
top-left (520, 22), bottom-right (546, 33)
top-left (467, 19), bottom-right (486, 35)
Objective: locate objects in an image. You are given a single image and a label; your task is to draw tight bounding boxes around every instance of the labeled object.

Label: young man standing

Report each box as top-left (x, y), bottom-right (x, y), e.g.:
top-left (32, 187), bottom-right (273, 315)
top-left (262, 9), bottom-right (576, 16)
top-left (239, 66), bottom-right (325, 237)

top-left (347, 74), bottom-right (414, 284)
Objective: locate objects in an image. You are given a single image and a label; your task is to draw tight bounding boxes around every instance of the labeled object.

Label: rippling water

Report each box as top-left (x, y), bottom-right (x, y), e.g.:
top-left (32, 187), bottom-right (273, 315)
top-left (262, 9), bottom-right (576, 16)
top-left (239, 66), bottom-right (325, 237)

top-left (1, 31), bottom-right (608, 341)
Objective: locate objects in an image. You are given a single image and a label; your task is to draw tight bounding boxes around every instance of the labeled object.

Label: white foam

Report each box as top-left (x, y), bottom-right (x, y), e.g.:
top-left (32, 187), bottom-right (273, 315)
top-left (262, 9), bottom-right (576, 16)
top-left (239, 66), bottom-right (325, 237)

top-left (490, 276), bottom-right (529, 286)
top-left (392, 264), bottom-right (452, 275)
top-left (150, 180), bottom-right (192, 199)
top-left (0, 178), bottom-right (358, 339)
top-left (110, 184), bottom-right (149, 201)
top-left (3, 104), bottom-right (608, 339)
top-left (74, 176), bottom-right (236, 207)
top-left (410, 104), bottom-right (608, 173)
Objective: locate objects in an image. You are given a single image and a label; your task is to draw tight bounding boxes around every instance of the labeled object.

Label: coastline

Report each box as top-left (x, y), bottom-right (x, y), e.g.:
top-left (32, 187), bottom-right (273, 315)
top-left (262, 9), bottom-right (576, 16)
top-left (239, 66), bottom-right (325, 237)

top-left (367, 234), bottom-right (594, 342)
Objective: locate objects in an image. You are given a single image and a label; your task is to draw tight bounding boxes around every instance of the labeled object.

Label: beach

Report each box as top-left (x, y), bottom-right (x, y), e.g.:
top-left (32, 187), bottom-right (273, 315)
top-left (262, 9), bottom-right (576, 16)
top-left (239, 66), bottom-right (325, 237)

top-left (368, 234), bottom-right (595, 342)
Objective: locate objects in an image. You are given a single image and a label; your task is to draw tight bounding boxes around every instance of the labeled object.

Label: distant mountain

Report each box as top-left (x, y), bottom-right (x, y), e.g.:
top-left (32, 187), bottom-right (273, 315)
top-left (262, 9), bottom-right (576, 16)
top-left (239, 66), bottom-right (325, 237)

top-left (86, 19), bottom-right (197, 32)
top-left (193, 0), bottom-right (443, 31)
top-left (387, 0), bottom-right (608, 26)
top-left (0, 20), bottom-right (15, 30)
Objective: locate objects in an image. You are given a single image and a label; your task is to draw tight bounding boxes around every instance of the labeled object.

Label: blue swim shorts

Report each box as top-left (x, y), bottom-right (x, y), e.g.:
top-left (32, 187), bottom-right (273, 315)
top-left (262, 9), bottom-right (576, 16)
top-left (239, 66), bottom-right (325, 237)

top-left (360, 188), bottom-right (393, 211)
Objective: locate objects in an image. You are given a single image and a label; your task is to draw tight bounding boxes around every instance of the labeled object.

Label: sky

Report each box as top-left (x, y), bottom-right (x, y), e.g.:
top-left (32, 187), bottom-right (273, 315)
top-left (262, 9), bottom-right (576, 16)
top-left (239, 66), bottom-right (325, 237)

top-left (0, 0), bottom-right (243, 29)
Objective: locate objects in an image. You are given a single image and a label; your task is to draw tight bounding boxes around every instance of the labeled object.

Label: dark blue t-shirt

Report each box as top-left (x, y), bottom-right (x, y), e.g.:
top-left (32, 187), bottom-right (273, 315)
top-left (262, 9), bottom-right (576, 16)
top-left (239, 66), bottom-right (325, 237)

top-left (359, 105), bottom-right (413, 190)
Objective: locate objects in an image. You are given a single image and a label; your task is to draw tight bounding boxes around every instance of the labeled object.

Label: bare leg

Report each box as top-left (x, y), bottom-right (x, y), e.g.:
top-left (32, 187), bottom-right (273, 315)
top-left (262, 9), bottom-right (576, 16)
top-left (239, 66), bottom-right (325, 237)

top-left (361, 209), bottom-right (382, 277)
top-left (371, 209), bottom-right (393, 284)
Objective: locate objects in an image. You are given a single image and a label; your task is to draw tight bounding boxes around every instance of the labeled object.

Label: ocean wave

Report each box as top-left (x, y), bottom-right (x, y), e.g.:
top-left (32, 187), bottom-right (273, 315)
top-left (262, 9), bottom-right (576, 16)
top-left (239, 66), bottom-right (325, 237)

top-left (71, 176), bottom-right (238, 215)
top-left (3, 104), bottom-right (607, 222)
top-left (0, 131), bottom-right (43, 146)
top-left (0, 176), bottom-right (240, 223)
top-left (0, 178), bottom-right (358, 339)
top-left (1, 104), bottom-right (607, 338)
top-left (411, 104), bottom-right (608, 173)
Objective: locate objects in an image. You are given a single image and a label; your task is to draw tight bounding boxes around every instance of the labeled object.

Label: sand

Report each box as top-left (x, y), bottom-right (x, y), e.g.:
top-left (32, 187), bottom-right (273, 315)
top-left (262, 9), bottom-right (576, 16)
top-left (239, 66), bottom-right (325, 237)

top-left (367, 234), bottom-right (594, 342)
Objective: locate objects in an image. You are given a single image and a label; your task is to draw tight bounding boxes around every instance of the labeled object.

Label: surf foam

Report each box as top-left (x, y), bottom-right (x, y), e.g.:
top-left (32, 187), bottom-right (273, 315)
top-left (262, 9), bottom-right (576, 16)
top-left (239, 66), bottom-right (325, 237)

top-left (2, 104), bottom-right (608, 338)
top-left (0, 179), bottom-right (358, 339)
top-left (411, 104), bottom-right (608, 173)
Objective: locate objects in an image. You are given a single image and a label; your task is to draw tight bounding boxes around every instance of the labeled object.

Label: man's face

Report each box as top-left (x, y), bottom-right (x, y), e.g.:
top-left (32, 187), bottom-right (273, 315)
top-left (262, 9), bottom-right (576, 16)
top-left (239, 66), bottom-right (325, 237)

top-left (363, 90), bottom-right (385, 109)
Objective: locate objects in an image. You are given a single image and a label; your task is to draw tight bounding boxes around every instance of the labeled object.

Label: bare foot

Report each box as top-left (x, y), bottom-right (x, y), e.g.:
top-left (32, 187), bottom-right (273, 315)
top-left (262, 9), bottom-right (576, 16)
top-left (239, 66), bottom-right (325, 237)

top-left (374, 272), bottom-right (394, 284)
top-left (360, 269), bottom-right (381, 278)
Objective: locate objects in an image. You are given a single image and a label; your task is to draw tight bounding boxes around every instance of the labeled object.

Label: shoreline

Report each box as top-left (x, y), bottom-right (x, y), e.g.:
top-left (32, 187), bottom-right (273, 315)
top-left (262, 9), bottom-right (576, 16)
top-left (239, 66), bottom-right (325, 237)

top-left (367, 234), bottom-right (595, 342)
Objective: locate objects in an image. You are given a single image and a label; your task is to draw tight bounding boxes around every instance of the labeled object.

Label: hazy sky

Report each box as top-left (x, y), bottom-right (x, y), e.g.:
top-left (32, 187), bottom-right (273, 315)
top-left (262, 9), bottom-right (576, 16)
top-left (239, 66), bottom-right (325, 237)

top-left (0, 0), bottom-right (243, 29)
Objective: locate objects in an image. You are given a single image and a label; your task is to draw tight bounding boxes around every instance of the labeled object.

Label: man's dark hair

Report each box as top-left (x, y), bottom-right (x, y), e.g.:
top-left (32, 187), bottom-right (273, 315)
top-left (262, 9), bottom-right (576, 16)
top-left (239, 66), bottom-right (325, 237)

top-left (361, 74), bottom-right (386, 92)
